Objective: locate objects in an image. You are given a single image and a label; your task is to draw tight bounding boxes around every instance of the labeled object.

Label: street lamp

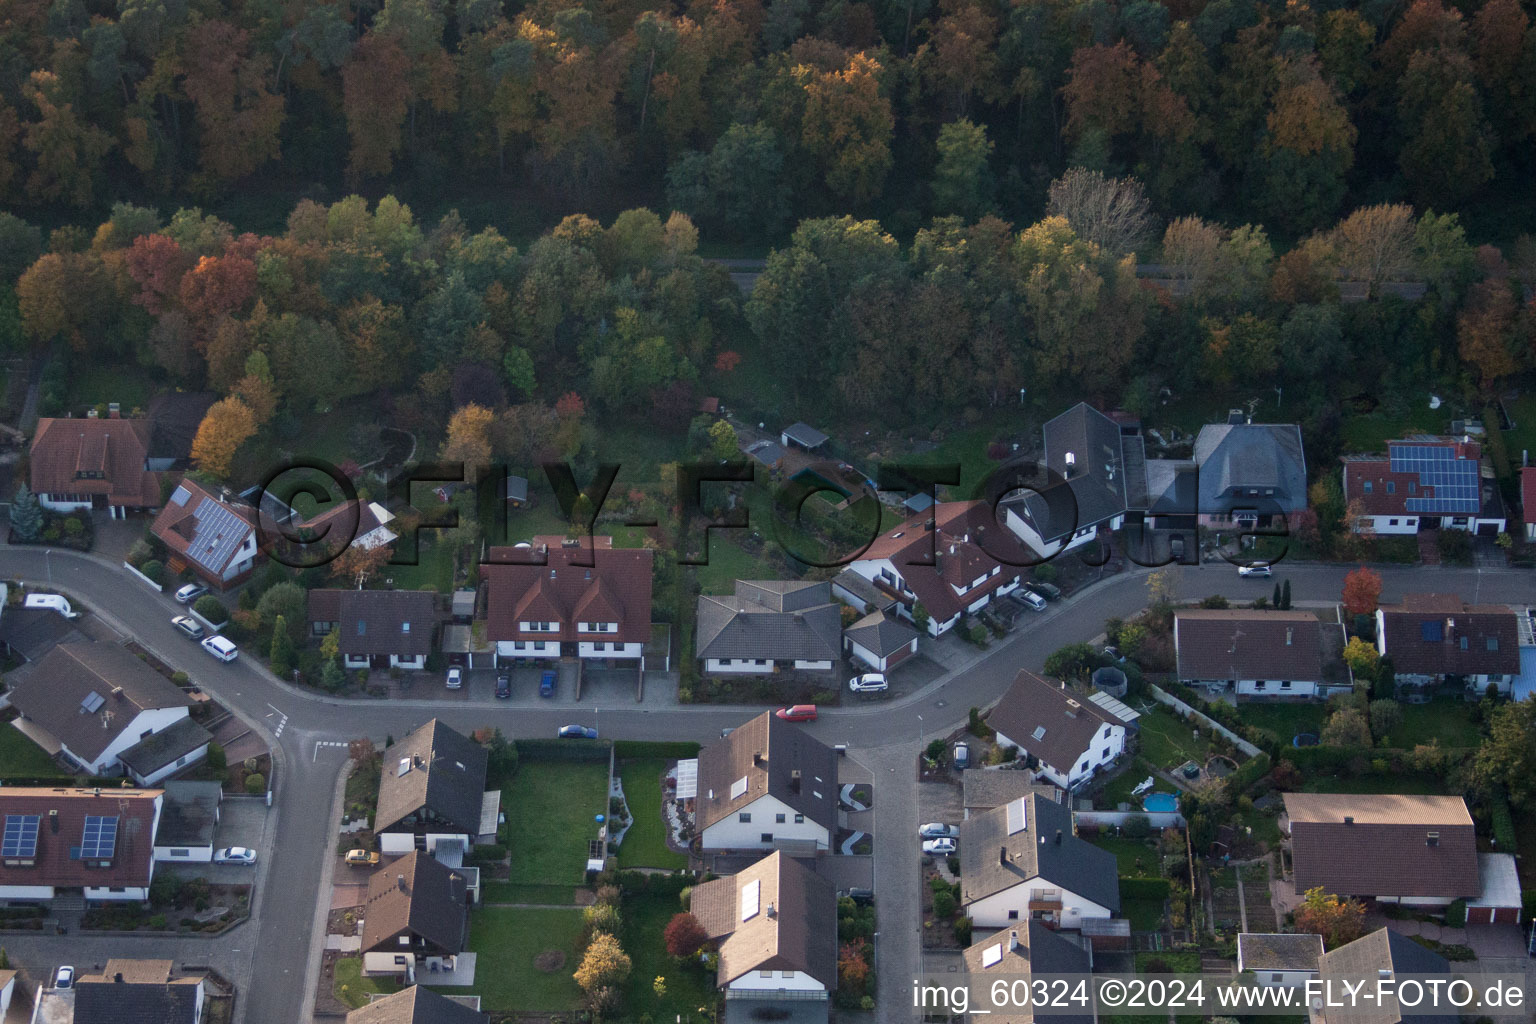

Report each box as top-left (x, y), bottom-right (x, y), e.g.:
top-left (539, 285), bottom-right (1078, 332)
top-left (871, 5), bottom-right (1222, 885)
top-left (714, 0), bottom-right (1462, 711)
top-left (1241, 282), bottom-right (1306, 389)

top-left (917, 714), bottom-right (924, 748)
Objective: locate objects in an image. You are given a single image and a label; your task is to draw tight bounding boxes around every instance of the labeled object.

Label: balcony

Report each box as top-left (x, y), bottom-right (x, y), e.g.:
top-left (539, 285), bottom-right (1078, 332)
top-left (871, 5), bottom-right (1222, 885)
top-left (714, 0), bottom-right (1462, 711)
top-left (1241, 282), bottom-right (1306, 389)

top-left (1027, 888), bottom-right (1063, 911)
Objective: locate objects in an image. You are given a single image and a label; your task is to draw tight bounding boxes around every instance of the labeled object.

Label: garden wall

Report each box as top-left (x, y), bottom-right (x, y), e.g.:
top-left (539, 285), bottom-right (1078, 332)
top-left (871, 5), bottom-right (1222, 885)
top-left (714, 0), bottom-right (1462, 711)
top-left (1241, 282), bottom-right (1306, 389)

top-left (1074, 810), bottom-right (1185, 829)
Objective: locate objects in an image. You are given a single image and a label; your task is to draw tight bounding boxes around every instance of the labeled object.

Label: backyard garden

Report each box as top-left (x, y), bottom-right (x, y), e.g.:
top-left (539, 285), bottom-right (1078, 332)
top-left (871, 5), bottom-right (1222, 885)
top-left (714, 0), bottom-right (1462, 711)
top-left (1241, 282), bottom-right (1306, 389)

top-left (616, 758), bottom-right (687, 870)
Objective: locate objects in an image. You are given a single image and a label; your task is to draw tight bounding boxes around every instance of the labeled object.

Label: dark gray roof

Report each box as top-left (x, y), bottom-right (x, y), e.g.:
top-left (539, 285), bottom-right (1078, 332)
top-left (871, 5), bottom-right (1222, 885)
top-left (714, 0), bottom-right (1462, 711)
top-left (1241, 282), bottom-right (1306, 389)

top-left (1193, 423), bottom-right (1307, 513)
top-left (1316, 929), bottom-right (1455, 1024)
top-left (145, 390), bottom-right (218, 461)
top-left (376, 720), bottom-right (489, 836)
top-left (1144, 459), bottom-right (1198, 515)
top-left (842, 610), bottom-right (919, 658)
top-left (347, 986), bottom-right (488, 1024)
top-left (782, 422), bottom-right (828, 448)
top-left (960, 793), bottom-right (1119, 912)
top-left (696, 581), bottom-right (841, 662)
top-left (986, 671), bottom-right (1121, 777)
top-left (963, 924), bottom-right (1091, 1024)
top-left (0, 605), bottom-right (85, 660)
top-left (117, 717), bottom-right (214, 778)
top-left (361, 850), bottom-right (468, 955)
top-left (1039, 403), bottom-right (1131, 533)
top-left (1237, 932), bottom-right (1323, 973)
top-left (503, 476), bottom-right (528, 502)
top-left (744, 439), bottom-right (786, 466)
top-left (831, 569), bottom-right (896, 614)
top-left (157, 781), bottom-right (222, 847)
top-left (697, 712), bottom-right (838, 832)
top-left (309, 590), bottom-right (438, 658)
top-left (74, 964), bottom-right (202, 1024)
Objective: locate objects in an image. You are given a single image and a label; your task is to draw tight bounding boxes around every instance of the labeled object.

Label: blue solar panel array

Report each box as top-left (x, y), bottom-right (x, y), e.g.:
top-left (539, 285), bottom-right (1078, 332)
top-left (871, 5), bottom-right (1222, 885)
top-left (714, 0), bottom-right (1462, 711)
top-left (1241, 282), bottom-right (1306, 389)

top-left (1, 815), bottom-right (38, 858)
top-left (78, 815), bottom-right (118, 859)
top-left (187, 496), bottom-right (251, 573)
top-left (1388, 444), bottom-right (1480, 514)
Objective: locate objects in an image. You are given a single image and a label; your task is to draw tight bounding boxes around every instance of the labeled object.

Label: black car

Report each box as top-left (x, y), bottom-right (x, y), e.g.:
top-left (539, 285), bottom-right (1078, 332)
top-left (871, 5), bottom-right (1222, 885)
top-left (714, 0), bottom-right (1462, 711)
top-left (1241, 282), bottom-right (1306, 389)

top-left (841, 888), bottom-right (875, 907)
top-left (495, 674), bottom-right (511, 699)
top-left (1025, 581), bottom-right (1062, 601)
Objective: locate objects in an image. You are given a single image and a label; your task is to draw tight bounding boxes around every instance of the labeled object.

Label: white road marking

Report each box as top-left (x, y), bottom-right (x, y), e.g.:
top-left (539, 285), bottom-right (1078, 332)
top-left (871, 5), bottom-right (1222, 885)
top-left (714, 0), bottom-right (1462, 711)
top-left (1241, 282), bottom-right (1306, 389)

top-left (312, 740), bottom-right (349, 762)
top-left (266, 703), bottom-right (288, 738)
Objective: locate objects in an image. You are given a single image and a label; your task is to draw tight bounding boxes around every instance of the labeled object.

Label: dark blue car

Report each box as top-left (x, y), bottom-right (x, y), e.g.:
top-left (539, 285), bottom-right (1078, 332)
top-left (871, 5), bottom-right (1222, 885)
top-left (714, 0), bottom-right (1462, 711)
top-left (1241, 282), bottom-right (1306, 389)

top-left (540, 669), bottom-right (556, 697)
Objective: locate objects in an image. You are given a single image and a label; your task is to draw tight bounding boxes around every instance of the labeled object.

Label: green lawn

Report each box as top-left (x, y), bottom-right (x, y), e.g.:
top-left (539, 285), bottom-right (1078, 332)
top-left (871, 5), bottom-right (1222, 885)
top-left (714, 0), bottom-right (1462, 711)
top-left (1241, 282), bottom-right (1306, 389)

top-left (1239, 702), bottom-right (1327, 745)
top-left (0, 724), bottom-right (67, 778)
top-left (1504, 393), bottom-right (1536, 466)
top-left (1122, 897), bottom-right (1166, 932)
top-left (65, 363), bottom-right (158, 414)
top-left (480, 881), bottom-right (580, 905)
top-left (1388, 700), bottom-right (1483, 748)
top-left (501, 761), bottom-right (610, 885)
top-left (1137, 707), bottom-right (1213, 771)
top-left (1087, 836), bottom-right (1161, 877)
top-left (621, 893), bottom-right (719, 1021)
top-left (691, 536), bottom-right (782, 593)
top-left (1097, 756), bottom-right (1158, 809)
top-left (435, 906), bottom-right (585, 1012)
top-left (385, 539), bottom-right (456, 593)
top-left (617, 759), bottom-right (686, 870)
top-left (1340, 406), bottom-right (1448, 452)
top-left (332, 957), bottom-right (401, 1009)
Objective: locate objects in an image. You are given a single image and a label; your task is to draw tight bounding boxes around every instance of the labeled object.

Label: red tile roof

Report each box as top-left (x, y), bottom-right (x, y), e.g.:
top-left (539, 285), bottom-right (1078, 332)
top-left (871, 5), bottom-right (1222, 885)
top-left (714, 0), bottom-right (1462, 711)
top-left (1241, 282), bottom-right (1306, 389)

top-left (856, 502), bottom-right (1031, 621)
top-left (149, 479), bottom-right (256, 578)
top-left (483, 536), bottom-right (653, 644)
top-left (1378, 593), bottom-right (1520, 677)
top-left (29, 418), bottom-right (159, 507)
top-left (1341, 439), bottom-right (1482, 517)
top-left (0, 787), bottom-right (162, 890)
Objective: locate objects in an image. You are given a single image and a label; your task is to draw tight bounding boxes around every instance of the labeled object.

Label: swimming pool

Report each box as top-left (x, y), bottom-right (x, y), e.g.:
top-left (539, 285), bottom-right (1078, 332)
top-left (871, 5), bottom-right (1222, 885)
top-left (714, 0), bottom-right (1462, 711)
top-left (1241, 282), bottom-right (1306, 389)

top-left (1142, 793), bottom-right (1178, 813)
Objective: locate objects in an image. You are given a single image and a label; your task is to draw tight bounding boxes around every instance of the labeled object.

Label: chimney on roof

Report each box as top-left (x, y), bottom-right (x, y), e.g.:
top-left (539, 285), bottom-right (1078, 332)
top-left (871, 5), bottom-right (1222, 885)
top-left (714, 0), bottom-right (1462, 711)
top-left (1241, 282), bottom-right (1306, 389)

top-left (86, 408), bottom-right (98, 418)
top-left (766, 902), bottom-right (777, 919)
top-left (1426, 831), bottom-right (1439, 847)
top-left (1285, 628), bottom-right (1293, 646)
top-left (1445, 618), bottom-right (1455, 641)
top-left (1009, 930), bottom-right (1022, 954)
top-left (924, 519), bottom-right (935, 532)
top-left (1064, 452), bottom-right (1076, 474)
top-left (108, 402), bottom-right (120, 419)
top-left (753, 752), bottom-right (764, 767)
top-left (793, 612), bottom-right (804, 623)
top-left (1055, 829), bottom-right (1062, 845)
top-left (1343, 816), bottom-right (1354, 825)
top-left (397, 874), bottom-right (408, 893)
top-left (999, 846), bottom-right (1008, 866)
top-left (790, 769), bottom-right (801, 793)
top-left (114, 972), bottom-right (123, 982)
top-left (49, 809), bottom-right (57, 833)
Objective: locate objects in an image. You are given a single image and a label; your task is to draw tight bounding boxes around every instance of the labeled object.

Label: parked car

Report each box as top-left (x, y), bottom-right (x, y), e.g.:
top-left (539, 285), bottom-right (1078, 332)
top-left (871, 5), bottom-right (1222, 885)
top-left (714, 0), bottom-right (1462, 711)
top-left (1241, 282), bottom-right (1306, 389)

top-left (445, 667), bottom-right (463, 690)
top-left (1237, 564), bottom-right (1272, 578)
top-left (24, 594), bottom-right (79, 618)
top-left (171, 615), bottom-right (204, 640)
top-left (843, 888), bottom-right (875, 906)
top-left (922, 837), bottom-right (957, 855)
top-left (213, 846), bottom-right (257, 865)
top-left (558, 724), bottom-right (599, 739)
top-left (344, 849), bottom-right (380, 867)
top-left (540, 669), bottom-right (556, 697)
top-left (952, 741), bottom-right (970, 769)
top-left (54, 967), bottom-right (73, 989)
top-left (200, 635), bottom-right (238, 662)
top-left (919, 822), bottom-right (959, 839)
top-left (495, 674), bottom-right (511, 698)
top-left (775, 704), bottom-right (818, 722)
top-left (1012, 589), bottom-right (1047, 612)
top-left (174, 583), bottom-right (208, 604)
top-left (1024, 580), bottom-right (1062, 601)
top-left (848, 672), bottom-right (887, 693)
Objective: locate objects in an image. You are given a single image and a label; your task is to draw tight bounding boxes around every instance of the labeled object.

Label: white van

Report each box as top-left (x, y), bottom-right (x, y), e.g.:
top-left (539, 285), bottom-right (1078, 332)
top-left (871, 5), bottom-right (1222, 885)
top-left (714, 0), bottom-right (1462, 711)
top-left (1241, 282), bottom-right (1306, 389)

top-left (200, 635), bottom-right (239, 662)
top-left (23, 594), bottom-right (79, 619)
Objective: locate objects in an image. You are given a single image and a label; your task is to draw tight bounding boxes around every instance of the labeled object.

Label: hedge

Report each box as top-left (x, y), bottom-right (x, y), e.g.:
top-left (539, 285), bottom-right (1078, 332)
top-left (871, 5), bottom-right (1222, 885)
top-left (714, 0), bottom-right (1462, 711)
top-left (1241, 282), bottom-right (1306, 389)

top-left (192, 595), bottom-right (229, 625)
top-left (514, 737), bottom-right (610, 763)
top-left (613, 740), bottom-right (701, 759)
top-left (1119, 877), bottom-right (1172, 900)
top-left (613, 869), bottom-right (693, 896)
top-left (1490, 797), bottom-right (1516, 851)
top-left (1224, 752), bottom-right (1271, 797)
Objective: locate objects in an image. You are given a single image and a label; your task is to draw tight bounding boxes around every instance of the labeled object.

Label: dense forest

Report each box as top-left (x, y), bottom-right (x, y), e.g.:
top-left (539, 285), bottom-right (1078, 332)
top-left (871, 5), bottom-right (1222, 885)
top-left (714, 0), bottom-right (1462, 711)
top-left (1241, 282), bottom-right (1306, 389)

top-left (0, 0), bottom-right (1532, 241)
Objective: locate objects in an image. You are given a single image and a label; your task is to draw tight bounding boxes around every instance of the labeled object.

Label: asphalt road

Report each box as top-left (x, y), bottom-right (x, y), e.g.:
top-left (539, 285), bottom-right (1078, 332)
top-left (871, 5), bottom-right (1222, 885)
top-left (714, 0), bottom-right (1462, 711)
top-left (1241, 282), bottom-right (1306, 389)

top-left (1, 544), bottom-right (1528, 1023)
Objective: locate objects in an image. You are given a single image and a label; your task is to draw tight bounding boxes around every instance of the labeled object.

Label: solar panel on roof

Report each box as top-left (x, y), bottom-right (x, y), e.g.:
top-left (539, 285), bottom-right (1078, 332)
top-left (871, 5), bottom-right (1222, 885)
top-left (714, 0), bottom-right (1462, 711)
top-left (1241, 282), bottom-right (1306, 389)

top-left (1421, 621), bottom-right (1443, 642)
top-left (80, 691), bottom-right (105, 713)
top-left (1, 815), bottom-right (38, 858)
top-left (1388, 443), bottom-right (1480, 514)
top-left (78, 815), bottom-right (118, 859)
top-left (187, 496), bottom-right (252, 572)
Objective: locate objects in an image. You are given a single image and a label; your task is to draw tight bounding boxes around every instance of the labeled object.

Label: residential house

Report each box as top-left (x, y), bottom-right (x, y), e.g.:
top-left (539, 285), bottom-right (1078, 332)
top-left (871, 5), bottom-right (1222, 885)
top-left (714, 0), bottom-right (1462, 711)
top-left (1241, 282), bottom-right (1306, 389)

top-left (1236, 933), bottom-right (1324, 987)
top-left (1191, 418), bottom-right (1307, 527)
top-left (987, 671), bottom-right (1127, 789)
top-left (696, 711), bottom-right (838, 852)
top-left (361, 850), bottom-right (470, 980)
top-left (152, 780), bottom-right (222, 865)
top-left (29, 415), bottom-right (160, 518)
top-left (71, 959), bottom-right (206, 1024)
top-left (309, 589), bottom-right (439, 670)
top-left (846, 501), bottom-right (1030, 637)
top-left (301, 498), bottom-right (399, 552)
top-left (743, 439), bottom-right (786, 471)
top-left (780, 422), bottom-right (829, 452)
top-left (0, 604), bottom-right (86, 662)
top-left (144, 391), bottom-right (217, 472)
top-left (1174, 609), bottom-right (1352, 699)
top-left (1375, 594), bottom-right (1521, 694)
top-left (959, 793), bottom-right (1119, 929)
top-left (842, 610), bottom-right (920, 673)
top-left (1522, 467), bottom-right (1536, 542)
top-left (375, 720), bottom-right (500, 857)
top-left (1311, 928), bottom-right (1456, 1024)
top-left (961, 923), bottom-right (1092, 1024)
top-left (0, 786), bottom-right (163, 902)
top-left (346, 986), bottom-right (487, 1024)
top-left (1342, 437), bottom-right (1505, 535)
top-left (689, 850), bottom-right (836, 1012)
top-left (695, 581), bottom-right (842, 675)
top-left (1000, 403), bottom-right (1144, 556)
top-left (5, 640), bottom-right (211, 785)
top-left (0, 970), bottom-right (13, 1018)
top-left (1283, 793), bottom-right (1479, 908)
top-left (150, 480), bottom-right (260, 590)
top-left (829, 569), bottom-right (897, 616)
top-left (482, 536), bottom-right (653, 666)
top-left (961, 774), bottom-right (1062, 818)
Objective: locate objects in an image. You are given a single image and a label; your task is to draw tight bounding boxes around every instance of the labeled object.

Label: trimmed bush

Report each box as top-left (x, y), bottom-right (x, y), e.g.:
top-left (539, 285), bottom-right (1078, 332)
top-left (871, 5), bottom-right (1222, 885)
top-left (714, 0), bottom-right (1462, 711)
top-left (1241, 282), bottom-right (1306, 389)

top-left (614, 740), bottom-right (701, 759)
top-left (1444, 899), bottom-right (1466, 928)
top-left (140, 559), bottom-right (164, 584)
top-left (193, 595), bottom-right (229, 625)
top-left (1490, 798), bottom-right (1516, 851)
top-left (244, 773), bottom-right (266, 795)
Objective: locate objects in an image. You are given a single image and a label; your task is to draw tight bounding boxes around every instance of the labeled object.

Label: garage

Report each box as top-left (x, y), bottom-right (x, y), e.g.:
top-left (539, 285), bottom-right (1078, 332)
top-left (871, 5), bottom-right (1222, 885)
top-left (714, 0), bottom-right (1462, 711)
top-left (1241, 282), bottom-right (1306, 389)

top-left (1465, 852), bottom-right (1522, 925)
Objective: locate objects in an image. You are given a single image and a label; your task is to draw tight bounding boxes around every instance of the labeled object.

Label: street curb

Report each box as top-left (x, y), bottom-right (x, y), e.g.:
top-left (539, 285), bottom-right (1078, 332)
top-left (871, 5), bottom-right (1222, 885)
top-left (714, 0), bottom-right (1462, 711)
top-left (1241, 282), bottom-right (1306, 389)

top-left (300, 757), bottom-right (354, 1024)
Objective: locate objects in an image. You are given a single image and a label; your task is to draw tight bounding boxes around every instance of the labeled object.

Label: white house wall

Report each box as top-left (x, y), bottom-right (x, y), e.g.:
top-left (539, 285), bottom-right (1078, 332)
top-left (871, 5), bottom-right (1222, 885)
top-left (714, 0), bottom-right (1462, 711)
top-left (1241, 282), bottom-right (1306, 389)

top-left (578, 642), bottom-right (643, 659)
top-left (135, 740), bottom-right (211, 787)
top-left (727, 970), bottom-right (826, 993)
top-left (64, 707), bottom-right (190, 776)
top-left (993, 724), bottom-right (1125, 788)
top-left (964, 876), bottom-right (1114, 930)
top-left (705, 659), bottom-right (773, 674)
top-left (1234, 679), bottom-right (1319, 697)
top-left (0, 884), bottom-right (53, 899)
top-left (700, 794), bottom-right (831, 851)
top-left (85, 886), bottom-right (151, 901)
top-left (155, 843), bottom-right (214, 864)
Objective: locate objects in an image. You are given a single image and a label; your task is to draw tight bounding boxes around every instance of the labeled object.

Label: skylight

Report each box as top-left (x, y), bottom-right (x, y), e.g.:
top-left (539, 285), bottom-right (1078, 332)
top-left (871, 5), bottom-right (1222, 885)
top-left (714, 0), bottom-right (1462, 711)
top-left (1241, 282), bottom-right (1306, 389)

top-left (981, 944), bottom-right (1003, 968)
top-left (741, 878), bottom-right (760, 921)
top-left (730, 776), bottom-right (748, 799)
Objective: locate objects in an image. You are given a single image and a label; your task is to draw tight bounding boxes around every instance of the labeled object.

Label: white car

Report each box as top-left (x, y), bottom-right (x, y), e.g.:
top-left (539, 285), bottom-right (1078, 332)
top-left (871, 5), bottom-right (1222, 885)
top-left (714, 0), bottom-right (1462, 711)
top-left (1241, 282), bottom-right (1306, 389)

top-left (1013, 589), bottom-right (1047, 611)
top-left (175, 583), bottom-right (209, 604)
top-left (848, 673), bottom-right (887, 693)
top-left (54, 966), bottom-right (73, 989)
top-left (200, 635), bottom-right (238, 662)
top-left (213, 846), bottom-right (257, 865)
top-left (922, 838), bottom-right (957, 856)
top-left (1237, 564), bottom-right (1273, 578)
top-left (919, 822), bottom-right (958, 839)
top-left (446, 667), bottom-right (463, 690)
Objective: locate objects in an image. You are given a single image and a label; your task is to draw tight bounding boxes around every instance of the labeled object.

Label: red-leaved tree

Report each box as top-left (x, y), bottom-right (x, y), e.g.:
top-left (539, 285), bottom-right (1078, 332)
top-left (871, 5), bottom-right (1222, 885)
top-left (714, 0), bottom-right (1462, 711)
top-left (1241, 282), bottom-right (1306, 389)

top-left (1341, 566), bottom-right (1382, 617)
top-left (663, 913), bottom-right (708, 957)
